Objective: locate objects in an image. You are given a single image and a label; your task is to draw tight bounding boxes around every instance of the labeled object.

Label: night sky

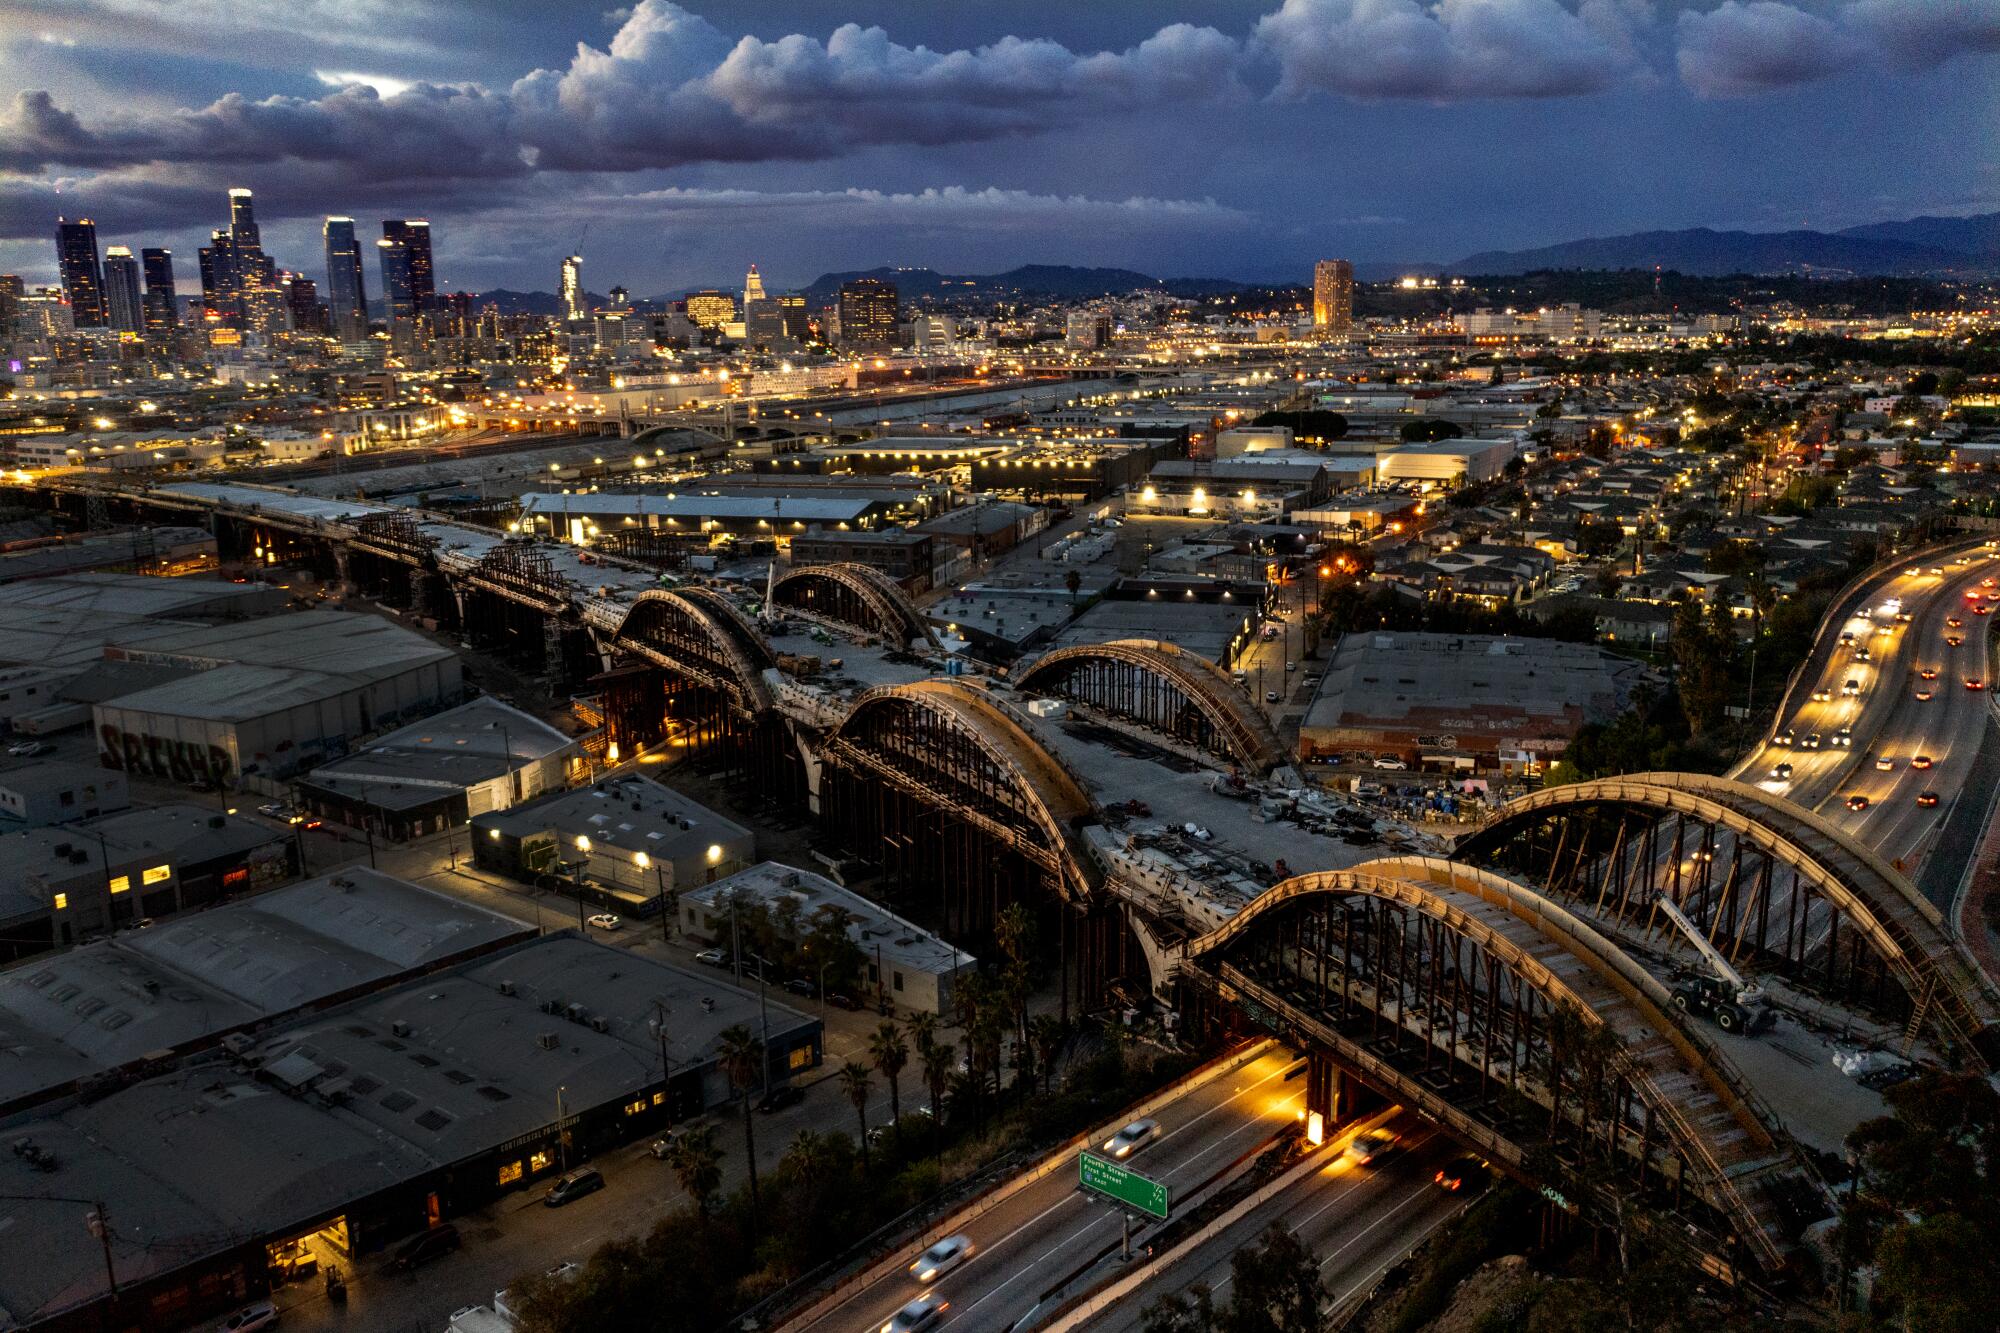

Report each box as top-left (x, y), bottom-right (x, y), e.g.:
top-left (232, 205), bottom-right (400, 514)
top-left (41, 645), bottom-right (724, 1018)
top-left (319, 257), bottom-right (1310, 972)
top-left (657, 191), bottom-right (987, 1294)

top-left (2, 1), bottom-right (1995, 294)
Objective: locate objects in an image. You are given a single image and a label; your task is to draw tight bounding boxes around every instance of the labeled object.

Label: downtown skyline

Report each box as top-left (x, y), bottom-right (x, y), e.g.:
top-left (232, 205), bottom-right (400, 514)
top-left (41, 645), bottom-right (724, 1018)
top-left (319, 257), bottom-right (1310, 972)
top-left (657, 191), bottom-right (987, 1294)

top-left (2, 1), bottom-right (1998, 293)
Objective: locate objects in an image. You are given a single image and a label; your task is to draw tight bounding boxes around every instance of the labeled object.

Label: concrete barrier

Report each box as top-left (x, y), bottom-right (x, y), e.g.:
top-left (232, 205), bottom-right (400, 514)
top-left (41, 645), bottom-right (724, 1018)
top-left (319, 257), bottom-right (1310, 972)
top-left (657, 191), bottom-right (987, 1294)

top-left (775, 1038), bottom-right (1278, 1331)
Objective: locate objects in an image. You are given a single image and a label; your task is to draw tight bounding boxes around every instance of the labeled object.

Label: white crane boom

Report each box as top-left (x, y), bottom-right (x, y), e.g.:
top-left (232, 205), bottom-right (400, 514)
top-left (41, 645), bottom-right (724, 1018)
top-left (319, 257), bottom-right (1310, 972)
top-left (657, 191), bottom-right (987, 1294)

top-left (1654, 896), bottom-right (1761, 1003)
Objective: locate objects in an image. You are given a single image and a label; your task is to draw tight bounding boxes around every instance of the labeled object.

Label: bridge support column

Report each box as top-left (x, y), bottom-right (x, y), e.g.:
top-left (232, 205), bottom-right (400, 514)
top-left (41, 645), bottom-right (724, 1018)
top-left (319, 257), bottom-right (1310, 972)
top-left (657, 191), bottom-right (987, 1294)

top-left (332, 546), bottom-right (353, 596)
top-left (408, 567), bottom-right (431, 621)
top-left (1304, 1051), bottom-right (1372, 1130)
top-left (543, 618), bottom-right (568, 693)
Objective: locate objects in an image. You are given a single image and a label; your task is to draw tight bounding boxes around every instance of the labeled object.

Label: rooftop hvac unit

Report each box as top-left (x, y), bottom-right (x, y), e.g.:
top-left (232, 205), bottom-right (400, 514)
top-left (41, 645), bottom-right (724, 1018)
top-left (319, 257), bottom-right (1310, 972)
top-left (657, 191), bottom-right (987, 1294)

top-left (497, 981), bottom-right (516, 997)
top-left (221, 1033), bottom-right (255, 1055)
top-left (539, 998), bottom-right (562, 1014)
top-left (390, 1019), bottom-right (411, 1038)
top-left (589, 1016), bottom-right (610, 1034)
top-left (537, 1032), bottom-right (559, 1051)
top-left (566, 1002), bottom-right (588, 1023)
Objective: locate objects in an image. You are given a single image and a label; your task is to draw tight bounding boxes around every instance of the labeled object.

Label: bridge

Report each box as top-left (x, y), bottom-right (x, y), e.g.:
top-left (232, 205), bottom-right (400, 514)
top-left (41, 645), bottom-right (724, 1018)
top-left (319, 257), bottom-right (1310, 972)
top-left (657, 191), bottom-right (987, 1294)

top-left (770, 562), bottom-right (937, 650)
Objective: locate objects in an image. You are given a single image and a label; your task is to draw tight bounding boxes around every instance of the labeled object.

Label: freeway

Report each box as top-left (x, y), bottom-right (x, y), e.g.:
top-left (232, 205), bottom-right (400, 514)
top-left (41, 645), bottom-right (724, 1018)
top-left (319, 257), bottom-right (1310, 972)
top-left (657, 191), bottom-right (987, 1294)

top-left (1079, 1112), bottom-right (1463, 1333)
top-left (790, 1048), bottom-right (1309, 1333)
top-left (1731, 539), bottom-right (2000, 874)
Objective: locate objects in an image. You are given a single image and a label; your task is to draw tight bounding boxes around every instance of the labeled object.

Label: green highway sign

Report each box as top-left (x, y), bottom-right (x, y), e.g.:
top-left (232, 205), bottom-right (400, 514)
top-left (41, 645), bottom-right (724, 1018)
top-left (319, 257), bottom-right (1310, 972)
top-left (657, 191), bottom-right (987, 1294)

top-left (1079, 1151), bottom-right (1169, 1221)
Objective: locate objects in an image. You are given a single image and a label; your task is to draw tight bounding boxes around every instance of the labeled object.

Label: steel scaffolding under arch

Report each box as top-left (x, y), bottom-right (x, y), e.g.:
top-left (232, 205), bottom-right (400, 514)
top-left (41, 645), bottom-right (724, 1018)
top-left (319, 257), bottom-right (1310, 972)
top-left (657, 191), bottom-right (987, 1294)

top-left (1183, 856), bottom-right (1804, 1278)
top-left (1455, 773), bottom-right (2000, 1068)
top-left (771, 562), bottom-right (938, 649)
top-left (1013, 639), bottom-right (1287, 774)
top-left (612, 587), bottom-right (778, 714)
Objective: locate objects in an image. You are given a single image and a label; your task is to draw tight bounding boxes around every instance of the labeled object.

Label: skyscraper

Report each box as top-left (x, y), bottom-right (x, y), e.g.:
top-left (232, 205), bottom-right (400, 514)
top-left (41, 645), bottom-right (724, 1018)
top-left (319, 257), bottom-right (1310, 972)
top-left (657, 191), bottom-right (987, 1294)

top-left (837, 277), bottom-right (900, 350)
top-left (560, 255), bottom-right (584, 321)
top-left (382, 220), bottom-right (435, 314)
top-left (54, 217), bottom-right (106, 327)
top-left (322, 217), bottom-right (368, 340)
top-left (744, 263), bottom-right (767, 307)
top-left (378, 238), bottom-right (414, 325)
top-left (0, 275), bottom-right (23, 336)
top-left (283, 273), bottom-right (324, 334)
top-left (198, 230), bottom-right (240, 324)
top-left (101, 246), bottom-right (143, 333)
top-left (1312, 259), bottom-right (1354, 333)
top-left (141, 248), bottom-right (178, 332)
top-left (228, 188), bottom-right (260, 250)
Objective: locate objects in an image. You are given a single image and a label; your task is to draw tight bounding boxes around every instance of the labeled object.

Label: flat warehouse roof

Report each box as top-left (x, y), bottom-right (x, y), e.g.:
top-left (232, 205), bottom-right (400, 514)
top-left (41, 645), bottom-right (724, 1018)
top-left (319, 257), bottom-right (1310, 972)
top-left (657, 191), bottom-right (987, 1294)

top-left (1301, 632), bottom-right (1641, 739)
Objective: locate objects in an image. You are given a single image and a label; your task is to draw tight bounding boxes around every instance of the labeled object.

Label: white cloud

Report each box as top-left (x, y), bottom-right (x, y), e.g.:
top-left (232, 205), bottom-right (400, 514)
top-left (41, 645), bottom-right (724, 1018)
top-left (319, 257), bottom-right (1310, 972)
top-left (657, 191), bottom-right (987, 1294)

top-left (1677, 0), bottom-right (2000, 97)
top-left (313, 70), bottom-right (416, 99)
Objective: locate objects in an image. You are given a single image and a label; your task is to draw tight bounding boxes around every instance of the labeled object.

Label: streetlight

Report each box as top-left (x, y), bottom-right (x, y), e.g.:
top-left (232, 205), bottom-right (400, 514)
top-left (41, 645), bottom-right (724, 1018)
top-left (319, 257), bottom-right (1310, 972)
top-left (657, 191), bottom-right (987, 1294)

top-left (637, 850), bottom-right (670, 940)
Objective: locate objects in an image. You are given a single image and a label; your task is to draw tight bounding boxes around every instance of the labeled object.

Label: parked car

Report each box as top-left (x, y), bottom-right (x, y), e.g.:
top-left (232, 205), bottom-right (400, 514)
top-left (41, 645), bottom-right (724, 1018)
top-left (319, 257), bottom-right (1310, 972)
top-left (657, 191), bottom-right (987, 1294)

top-left (257, 802), bottom-right (289, 818)
top-left (757, 1084), bottom-right (805, 1114)
top-left (586, 913), bottom-right (622, 931)
top-left (387, 1223), bottom-right (461, 1271)
top-left (1101, 1117), bottom-right (1160, 1159)
top-left (1371, 756), bottom-right (1408, 771)
top-left (544, 1168), bottom-right (604, 1207)
top-left (649, 1135), bottom-right (678, 1160)
top-left (909, 1234), bottom-right (974, 1284)
top-left (694, 948), bottom-right (729, 968)
top-left (783, 977), bottom-right (815, 998)
top-left (1265, 690), bottom-right (1281, 703)
top-left (218, 1302), bottom-right (279, 1332)
top-left (5, 741), bottom-right (50, 757)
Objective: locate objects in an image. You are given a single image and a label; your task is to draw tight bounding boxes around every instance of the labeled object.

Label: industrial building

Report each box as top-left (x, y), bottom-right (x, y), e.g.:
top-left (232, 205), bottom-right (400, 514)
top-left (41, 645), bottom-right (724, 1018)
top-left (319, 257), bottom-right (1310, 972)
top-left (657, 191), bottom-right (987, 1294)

top-left (471, 773), bottom-right (755, 917)
top-left (0, 804), bottom-right (298, 958)
top-left (1297, 632), bottom-right (1645, 774)
top-left (0, 930), bottom-right (818, 1333)
top-left (515, 489), bottom-right (923, 545)
top-left (1374, 437), bottom-right (1517, 487)
top-left (297, 696), bottom-right (582, 840)
top-left (0, 758), bottom-right (129, 828)
top-left (683, 861), bottom-right (976, 1014)
top-left (0, 866), bottom-right (531, 1114)
top-left (90, 610), bottom-right (464, 787)
top-left (788, 528), bottom-right (937, 589)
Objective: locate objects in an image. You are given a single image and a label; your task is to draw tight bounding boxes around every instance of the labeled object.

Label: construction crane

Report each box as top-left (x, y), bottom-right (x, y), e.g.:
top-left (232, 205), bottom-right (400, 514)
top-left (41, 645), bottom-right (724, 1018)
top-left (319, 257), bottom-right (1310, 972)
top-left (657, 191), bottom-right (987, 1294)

top-left (1654, 895), bottom-right (1772, 1035)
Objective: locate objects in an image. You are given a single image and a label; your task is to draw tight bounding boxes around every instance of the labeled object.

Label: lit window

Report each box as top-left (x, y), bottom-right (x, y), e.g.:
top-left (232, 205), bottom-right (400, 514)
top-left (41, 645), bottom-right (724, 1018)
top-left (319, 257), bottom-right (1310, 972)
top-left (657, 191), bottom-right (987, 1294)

top-left (141, 865), bottom-right (170, 886)
top-left (497, 1160), bottom-right (523, 1186)
top-left (108, 875), bottom-right (130, 895)
top-left (624, 1099), bottom-right (646, 1116)
top-left (53, 893), bottom-right (67, 911)
top-left (528, 1149), bottom-right (553, 1173)
top-left (788, 1045), bottom-right (813, 1071)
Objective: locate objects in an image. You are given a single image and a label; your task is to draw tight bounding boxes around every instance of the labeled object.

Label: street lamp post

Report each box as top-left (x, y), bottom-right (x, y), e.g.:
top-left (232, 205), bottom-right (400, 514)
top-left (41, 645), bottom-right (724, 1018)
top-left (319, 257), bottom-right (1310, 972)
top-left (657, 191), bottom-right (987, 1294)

top-left (568, 837), bottom-right (590, 930)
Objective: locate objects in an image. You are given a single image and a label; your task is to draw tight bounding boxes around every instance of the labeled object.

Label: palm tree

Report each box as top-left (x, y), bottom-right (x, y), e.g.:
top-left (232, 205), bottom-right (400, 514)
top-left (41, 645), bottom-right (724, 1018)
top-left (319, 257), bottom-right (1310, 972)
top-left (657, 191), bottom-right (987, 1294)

top-left (994, 904), bottom-right (1034, 1054)
top-left (1064, 567), bottom-right (1082, 610)
top-left (870, 1020), bottom-right (908, 1129)
top-left (717, 1023), bottom-right (763, 1226)
top-left (919, 1036), bottom-right (954, 1154)
top-left (666, 1124), bottom-right (723, 1218)
top-left (1028, 1014), bottom-right (1065, 1095)
top-left (839, 1062), bottom-right (872, 1168)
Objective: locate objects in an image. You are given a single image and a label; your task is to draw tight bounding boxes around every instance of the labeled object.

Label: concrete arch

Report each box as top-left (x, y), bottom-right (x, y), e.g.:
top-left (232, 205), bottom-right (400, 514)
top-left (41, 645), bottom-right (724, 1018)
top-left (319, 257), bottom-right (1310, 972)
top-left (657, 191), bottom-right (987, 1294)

top-left (825, 679), bottom-right (1099, 900)
top-left (772, 562), bottom-right (938, 648)
top-left (1456, 772), bottom-right (2000, 1067)
top-left (1188, 858), bottom-right (1797, 1274)
top-left (1014, 639), bottom-right (1287, 774)
top-left (614, 586), bottom-right (777, 711)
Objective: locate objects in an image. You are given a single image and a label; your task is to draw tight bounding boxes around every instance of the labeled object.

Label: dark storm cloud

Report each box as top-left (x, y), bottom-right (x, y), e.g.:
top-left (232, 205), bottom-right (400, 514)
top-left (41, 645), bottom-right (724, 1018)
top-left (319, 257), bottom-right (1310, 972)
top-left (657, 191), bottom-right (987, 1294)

top-left (1677, 0), bottom-right (2000, 97)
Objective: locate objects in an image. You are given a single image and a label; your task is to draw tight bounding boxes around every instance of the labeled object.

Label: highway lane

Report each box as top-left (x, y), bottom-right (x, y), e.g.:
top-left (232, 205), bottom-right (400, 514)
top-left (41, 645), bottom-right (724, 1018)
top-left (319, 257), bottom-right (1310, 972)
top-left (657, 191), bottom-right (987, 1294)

top-left (1730, 541), bottom-right (1999, 871)
top-left (793, 1048), bottom-right (1309, 1333)
top-left (1082, 1113), bottom-right (1462, 1333)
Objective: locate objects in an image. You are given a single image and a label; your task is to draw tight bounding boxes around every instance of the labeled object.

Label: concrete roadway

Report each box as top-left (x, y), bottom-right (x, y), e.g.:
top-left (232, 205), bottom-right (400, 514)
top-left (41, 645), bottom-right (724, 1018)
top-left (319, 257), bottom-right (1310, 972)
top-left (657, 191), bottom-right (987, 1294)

top-left (1729, 541), bottom-right (2000, 873)
top-left (792, 1048), bottom-right (1310, 1333)
top-left (1080, 1112), bottom-right (1463, 1333)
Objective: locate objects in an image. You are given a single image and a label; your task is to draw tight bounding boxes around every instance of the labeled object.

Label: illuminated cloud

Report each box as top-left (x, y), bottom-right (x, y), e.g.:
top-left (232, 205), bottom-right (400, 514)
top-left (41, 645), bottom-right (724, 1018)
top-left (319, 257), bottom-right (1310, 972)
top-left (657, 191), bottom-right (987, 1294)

top-left (1677, 0), bottom-right (2000, 97)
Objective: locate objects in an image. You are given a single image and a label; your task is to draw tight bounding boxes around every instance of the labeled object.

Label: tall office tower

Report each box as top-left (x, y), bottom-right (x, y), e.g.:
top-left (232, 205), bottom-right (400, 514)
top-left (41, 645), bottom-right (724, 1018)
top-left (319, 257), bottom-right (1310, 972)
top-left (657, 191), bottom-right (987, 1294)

top-left (101, 246), bottom-right (143, 332)
top-left (382, 219), bottom-right (435, 312)
top-left (745, 298), bottom-right (785, 348)
top-left (777, 293), bottom-right (810, 342)
top-left (140, 248), bottom-right (178, 331)
top-left (377, 236), bottom-right (415, 325)
top-left (438, 290), bottom-right (473, 337)
top-left (228, 187), bottom-right (260, 249)
top-left (744, 263), bottom-right (767, 307)
top-left (0, 275), bottom-right (22, 335)
top-left (54, 217), bottom-right (107, 327)
top-left (560, 255), bottom-right (585, 321)
top-left (607, 285), bottom-right (629, 310)
top-left (198, 228), bottom-right (246, 324)
top-left (283, 273), bottom-right (324, 334)
top-left (1312, 258), bottom-right (1354, 333)
top-left (837, 277), bottom-right (900, 350)
top-left (683, 290), bottom-right (735, 329)
top-left (322, 217), bottom-right (368, 340)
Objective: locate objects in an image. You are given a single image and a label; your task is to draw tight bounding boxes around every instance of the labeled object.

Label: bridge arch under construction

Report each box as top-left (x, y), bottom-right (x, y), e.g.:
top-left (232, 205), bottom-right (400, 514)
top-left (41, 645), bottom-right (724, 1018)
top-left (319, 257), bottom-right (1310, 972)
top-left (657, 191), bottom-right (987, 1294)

top-left (770, 562), bottom-right (937, 649)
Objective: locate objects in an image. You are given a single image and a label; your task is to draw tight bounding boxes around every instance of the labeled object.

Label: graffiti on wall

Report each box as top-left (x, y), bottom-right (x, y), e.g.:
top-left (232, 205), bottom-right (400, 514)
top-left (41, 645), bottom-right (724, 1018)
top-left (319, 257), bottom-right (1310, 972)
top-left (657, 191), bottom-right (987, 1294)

top-left (99, 726), bottom-right (235, 785)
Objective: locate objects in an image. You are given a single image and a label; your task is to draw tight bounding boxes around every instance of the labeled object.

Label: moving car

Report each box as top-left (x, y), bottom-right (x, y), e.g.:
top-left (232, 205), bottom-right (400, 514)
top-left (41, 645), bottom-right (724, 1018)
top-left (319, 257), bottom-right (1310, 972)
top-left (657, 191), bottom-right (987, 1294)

top-left (1917, 791), bottom-right (1940, 807)
top-left (544, 1168), bottom-right (604, 1207)
top-left (1102, 1118), bottom-right (1160, 1159)
top-left (257, 801), bottom-right (288, 818)
top-left (1969, 678), bottom-right (1987, 692)
top-left (387, 1224), bottom-right (461, 1271)
top-left (1912, 755), bottom-right (1934, 770)
top-left (5, 741), bottom-right (50, 757)
top-left (1916, 689), bottom-right (1934, 701)
top-left (1833, 729), bottom-right (1853, 749)
top-left (1947, 617), bottom-right (1964, 629)
top-left (1433, 1155), bottom-right (1489, 1193)
top-left (1265, 690), bottom-right (1281, 703)
top-left (1810, 687), bottom-right (1832, 702)
top-left (1876, 755), bottom-right (1896, 772)
top-left (1921, 667), bottom-right (1939, 680)
top-left (1947, 635), bottom-right (1965, 647)
top-left (1770, 762), bottom-right (1793, 780)
top-left (1774, 729), bottom-right (1795, 747)
top-left (1847, 794), bottom-right (1871, 811)
top-left (1347, 1127), bottom-right (1399, 1165)
top-left (882, 1295), bottom-right (949, 1333)
top-left (1842, 679), bottom-right (1862, 697)
top-left (1371, 756), bottom-right (1408, 771)
top-left (586, 913), bottom-right (622, 931)
top-left (218, 1302), bottom-right (279, 1333)
top-left (909, 1235), bottom-right (974, 1284)
top-left (1802, 733), bottom-right (1823, 750)
top-left (694, 948), bottom-right (729, 967)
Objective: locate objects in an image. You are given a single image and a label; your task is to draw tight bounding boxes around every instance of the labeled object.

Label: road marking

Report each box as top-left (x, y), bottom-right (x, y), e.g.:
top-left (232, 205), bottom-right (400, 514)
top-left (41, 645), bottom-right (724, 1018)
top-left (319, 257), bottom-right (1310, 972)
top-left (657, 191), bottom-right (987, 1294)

top-left (1323, 1194), bottom-right (1462, 1312)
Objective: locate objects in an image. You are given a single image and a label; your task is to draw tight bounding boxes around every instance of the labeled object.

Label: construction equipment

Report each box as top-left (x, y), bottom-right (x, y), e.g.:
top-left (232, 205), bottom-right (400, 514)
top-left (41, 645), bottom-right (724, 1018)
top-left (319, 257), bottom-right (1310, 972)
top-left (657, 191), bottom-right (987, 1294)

top-left (1655, 895), bottom-right (1773, 1035)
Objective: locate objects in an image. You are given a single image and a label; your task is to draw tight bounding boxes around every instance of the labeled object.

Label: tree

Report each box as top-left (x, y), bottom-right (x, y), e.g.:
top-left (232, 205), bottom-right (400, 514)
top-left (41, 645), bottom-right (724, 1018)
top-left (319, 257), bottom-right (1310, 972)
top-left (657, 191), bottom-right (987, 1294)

top-left (1399, 418), bottom-right (1463, 443)
top-left (717, 1023), bottom-right (764, 1227)
top-left (1065, 567), bottom-right (1082, 610)
top-left (839, 1062), bottom-right (872, 1168)
top-left (870, 1019), bottom-right (909, 1128)
top-left (1222, 1224), bottom-right (1328, 1333)
top-left (1028, 1013), bottom-right (1066, 1094)
top-left (920, 1037), bottom-right (955, 1149)
top-left (665, 1123), bottom-right (723, 1218)
top-left (994, 903), bottom-right (1036, 1054)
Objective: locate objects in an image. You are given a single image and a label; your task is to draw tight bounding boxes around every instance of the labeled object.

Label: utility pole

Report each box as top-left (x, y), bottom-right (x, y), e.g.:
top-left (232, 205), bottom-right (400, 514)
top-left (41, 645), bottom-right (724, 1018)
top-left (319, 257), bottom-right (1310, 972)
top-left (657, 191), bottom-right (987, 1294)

top-left (86, 1202), bottom-right (118, 1297)
top-left (653, 1000), bottom-right (673, 1120)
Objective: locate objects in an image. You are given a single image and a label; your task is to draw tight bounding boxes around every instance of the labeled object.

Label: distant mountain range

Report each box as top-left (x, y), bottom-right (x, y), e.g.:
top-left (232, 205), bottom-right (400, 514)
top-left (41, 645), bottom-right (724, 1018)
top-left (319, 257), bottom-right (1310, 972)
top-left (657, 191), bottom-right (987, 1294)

top-left (1449, 212), bottom-right (2000, 277)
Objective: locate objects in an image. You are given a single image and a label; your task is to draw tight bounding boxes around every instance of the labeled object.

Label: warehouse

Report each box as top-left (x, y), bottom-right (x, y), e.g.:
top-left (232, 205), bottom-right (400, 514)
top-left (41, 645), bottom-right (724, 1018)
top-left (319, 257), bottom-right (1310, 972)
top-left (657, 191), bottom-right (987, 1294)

top-left (0, 932), bottom-right (819, 1333)
top-left (90, 609), bottom-right (464, 787)
top-left (1374, 437), bottom-right (1517, 487)
top-left (1297, 632), bottom-right (1645, 775)
top-left (298, 696), bottom-right (582, 840)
